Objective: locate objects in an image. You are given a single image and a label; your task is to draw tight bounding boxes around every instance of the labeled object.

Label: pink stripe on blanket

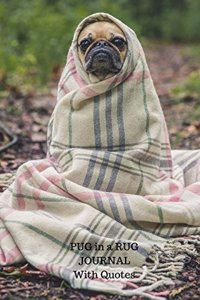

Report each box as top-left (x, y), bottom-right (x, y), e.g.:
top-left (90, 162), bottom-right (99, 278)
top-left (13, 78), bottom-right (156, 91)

top-left (59, 64), bottom-right (76, 90)
top-left (60, 72), bottom-right (96, 98)
top-left (59, 83), bottom-right (70, 94)
top-left (66, 53), bottom-right (87, 88)
top-left (125, 281), bottom-right (139, 288)
top-left (168, 195), bottom-right (182, 202)
top-left (168, 188), bottom-right (184, 202)
top-left (32, 188), bottom-right (45, 210)
top-left (151, 291), bottom-right (170, 297)
top-left (37, 175), bottom-right (69, 198)
top-left (0, 246), bottom-right (22, 265)
top-left (126, 70), bottom-right (150, 82)
top-left (169, 182), bottom-right (182, 194)
top-left (186, 183), bottom-right (200, 195)
top-left (67, 57), bottom-right (97, 96)
top-left (20, 161), bottom-right (51, 180)
top-left (37, 262), bottom-right (61, 276)
top-left (80, 86), bottom-right (97, 98)
top-left (75, 191), bottom-right (95, 201)
top-left (67, 55), bottom-right (74, 65)
top-left (0, 229), bottom-right (9, 240)
top-left (15, 161), bottom-right (51, 209)
top-left (72, 72), bottom-right (87, 88)
top-left (40, 179), bottom-right (52, 192)
top-left (70, 190), bottom-right (106, 202)
top-left (16, 196), bottom-right (26, 210)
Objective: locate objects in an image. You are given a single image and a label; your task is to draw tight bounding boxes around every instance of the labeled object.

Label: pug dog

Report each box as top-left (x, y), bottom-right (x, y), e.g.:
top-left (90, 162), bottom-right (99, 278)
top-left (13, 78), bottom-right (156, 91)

top-left (77, 21), bottom-right (127, 82)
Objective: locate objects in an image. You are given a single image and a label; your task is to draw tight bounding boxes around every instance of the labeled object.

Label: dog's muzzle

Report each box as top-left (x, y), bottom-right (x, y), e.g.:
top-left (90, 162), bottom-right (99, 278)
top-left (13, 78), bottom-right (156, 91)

top-left (85, 40), bottom-right (122, 76)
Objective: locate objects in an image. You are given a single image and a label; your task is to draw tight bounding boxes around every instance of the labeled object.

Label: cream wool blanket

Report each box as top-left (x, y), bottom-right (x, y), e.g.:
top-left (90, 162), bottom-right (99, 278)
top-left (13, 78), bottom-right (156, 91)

top-left (1, 12), bottom-right (200, 299)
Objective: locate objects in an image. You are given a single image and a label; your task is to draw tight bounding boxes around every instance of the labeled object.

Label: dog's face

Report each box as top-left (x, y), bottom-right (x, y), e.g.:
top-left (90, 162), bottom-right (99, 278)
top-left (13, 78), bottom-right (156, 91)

top-left (77, 21), bottom-right (127, 81)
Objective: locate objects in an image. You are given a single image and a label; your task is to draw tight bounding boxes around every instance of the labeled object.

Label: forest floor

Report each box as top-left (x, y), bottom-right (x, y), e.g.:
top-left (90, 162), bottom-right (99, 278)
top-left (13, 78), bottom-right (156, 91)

top-left (0, 43), bottom-right (200, 299)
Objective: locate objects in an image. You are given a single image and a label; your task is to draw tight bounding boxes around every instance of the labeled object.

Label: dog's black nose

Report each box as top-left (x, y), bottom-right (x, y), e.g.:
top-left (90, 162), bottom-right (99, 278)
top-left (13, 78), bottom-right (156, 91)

top-left (96, 40), bottom-right (109, 48)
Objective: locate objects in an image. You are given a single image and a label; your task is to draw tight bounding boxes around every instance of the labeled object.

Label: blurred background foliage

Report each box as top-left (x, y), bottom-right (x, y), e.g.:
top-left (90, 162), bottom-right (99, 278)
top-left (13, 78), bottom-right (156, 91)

top-left (0, 0), bottom-right (200, 92)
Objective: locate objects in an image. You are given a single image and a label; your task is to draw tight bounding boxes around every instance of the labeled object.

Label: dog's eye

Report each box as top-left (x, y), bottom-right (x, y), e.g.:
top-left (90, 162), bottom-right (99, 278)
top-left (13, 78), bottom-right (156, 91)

top-left (79, 39), bottom-right (92, 52)
top-left (112, 37), bottom-right (126, 49)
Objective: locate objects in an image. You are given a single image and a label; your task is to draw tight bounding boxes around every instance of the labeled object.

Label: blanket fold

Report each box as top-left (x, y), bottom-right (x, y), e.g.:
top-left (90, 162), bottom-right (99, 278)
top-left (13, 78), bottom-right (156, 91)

top-left (1, 12), bottom-right (200, 299)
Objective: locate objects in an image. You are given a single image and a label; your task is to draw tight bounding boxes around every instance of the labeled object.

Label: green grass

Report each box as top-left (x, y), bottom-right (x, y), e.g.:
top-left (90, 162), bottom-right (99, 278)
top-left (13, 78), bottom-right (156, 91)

top-left (181, 44), bottom-right (200, 62)
top-left (171, 71), bottom-right (200, 100)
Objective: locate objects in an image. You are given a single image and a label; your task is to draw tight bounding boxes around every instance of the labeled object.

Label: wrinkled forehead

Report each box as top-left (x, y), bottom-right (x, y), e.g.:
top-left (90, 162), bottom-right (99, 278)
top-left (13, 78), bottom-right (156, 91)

top-left (77, 21), bottom-right (126, 42)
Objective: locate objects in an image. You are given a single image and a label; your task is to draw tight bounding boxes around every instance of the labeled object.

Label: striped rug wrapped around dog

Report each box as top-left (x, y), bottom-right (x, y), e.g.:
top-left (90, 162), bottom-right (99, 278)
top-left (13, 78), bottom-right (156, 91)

top-left (1, 13), bottom-right (200, 299)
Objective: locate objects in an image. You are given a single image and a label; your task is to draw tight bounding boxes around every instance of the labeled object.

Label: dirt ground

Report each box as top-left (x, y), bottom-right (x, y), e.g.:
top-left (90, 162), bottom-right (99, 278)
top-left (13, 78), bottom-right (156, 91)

top-left (0, 43), bottom-right (200, 299)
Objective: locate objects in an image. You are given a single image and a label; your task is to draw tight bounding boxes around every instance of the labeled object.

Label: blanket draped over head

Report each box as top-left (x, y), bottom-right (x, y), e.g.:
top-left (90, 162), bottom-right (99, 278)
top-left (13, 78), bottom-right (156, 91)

top-left (1, 12), bottom-right (200, 299)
